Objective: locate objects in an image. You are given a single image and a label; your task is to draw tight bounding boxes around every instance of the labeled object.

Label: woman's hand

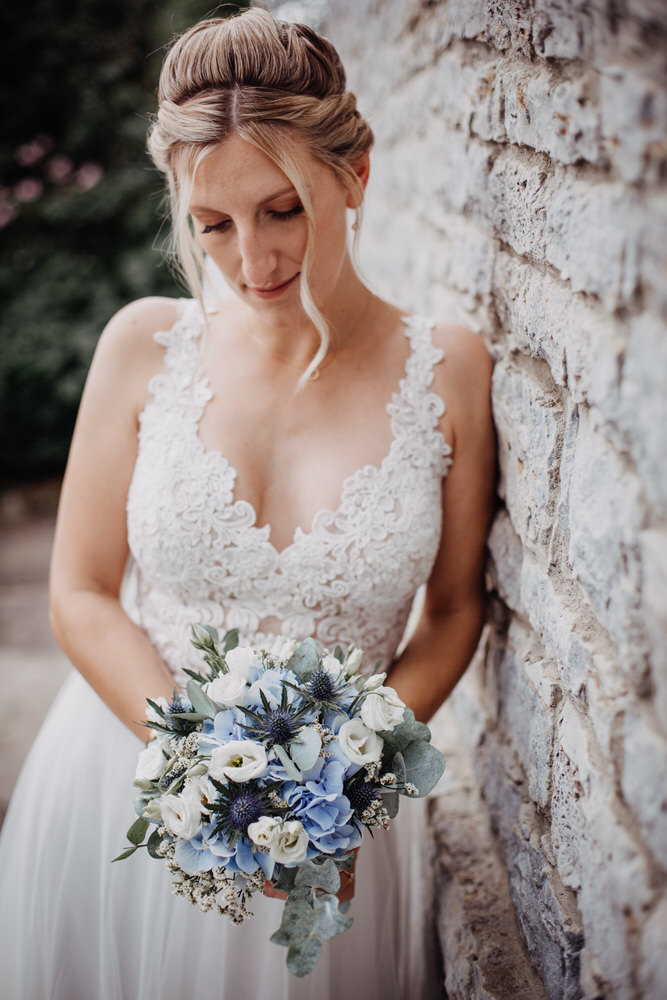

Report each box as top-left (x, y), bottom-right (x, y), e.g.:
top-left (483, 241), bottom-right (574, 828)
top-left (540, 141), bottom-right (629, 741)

top-left (264, 848), bottom-right (359, 903)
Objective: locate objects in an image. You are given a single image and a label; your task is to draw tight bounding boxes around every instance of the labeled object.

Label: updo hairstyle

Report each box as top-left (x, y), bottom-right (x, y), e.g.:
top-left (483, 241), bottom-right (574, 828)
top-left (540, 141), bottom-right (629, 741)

top-left (148, 8), bottom-right (374, 378)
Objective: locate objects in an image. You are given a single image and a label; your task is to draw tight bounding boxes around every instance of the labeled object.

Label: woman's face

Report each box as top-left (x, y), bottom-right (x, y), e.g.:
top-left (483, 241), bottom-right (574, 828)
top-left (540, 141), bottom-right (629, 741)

top-left (188, 134), bottom-right (358, 326)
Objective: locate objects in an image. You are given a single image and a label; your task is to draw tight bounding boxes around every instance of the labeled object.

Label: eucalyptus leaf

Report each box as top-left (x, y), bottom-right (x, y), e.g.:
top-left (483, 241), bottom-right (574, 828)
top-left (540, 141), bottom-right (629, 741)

top-left (270, 887), bottom-right (313, 943)
top-left (400, 739), bottom-right (445, 796)
top-left (413, 720), bottom-right (432, 742)
top-left (271, 865), bottom-right (298, 894)
top-left (378, 708), bottom-right (418, 757)
top-left (112, 845), bottom-right (138, 862)
top-left (126, 817), bottom-right (149, 845)
top-left (294, 858), bottom-right (340, 894)
top-left (381, 788), bottom-right (400, 818)
top-left (221, 628), bottom-right (239, 652)
top-left (169, 711), bottom-right (209, 722)
top-left (286, 935), bottom-right (322, 978)
top-left (392, 750), bottom-right (407, 785)
top-left (147, 828), bottom-right (164, 859)
top-left (312, 894), bottom-right (354, 940)
top-left (185, 678), bottom-right (218, 718)
top-left (286, 638), bottom-right (320, 679)
top-left (273, 744), bottom-right (302, 781)
top-left (289, 727), bottom-right (321, 772)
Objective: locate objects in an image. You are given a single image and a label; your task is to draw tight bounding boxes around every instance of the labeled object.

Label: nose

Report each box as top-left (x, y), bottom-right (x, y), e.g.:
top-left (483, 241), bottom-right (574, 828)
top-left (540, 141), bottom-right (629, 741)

top-left (236, 225), bottom-right (278, 288)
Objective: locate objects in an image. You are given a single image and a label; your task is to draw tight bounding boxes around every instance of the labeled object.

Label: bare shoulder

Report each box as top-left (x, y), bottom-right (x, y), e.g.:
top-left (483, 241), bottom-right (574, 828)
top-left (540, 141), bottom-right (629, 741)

top-left (430, 321), bottom-right (494, 453)
top-left (97, 295), bottom-right (181, 363)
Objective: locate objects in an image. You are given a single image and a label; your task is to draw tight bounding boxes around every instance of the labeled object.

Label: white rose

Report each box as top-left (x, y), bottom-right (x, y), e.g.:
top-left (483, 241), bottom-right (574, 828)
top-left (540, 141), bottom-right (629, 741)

top-left (363, 672), bottom-right (387, 691)
top-left (133, 739), bottom-right (167, 787)
top-left (360, 687), bottom-right (406, 732)
top-left (205, 669), bottom-right (247, 706)
top-left (269, 820), bottom-right (309, 865)
top-left (160, 788), bottom-right (203, 839)
top-left (321, 654), bottom-right (343, 679)
top-left (208, 740), bottom-right (268, 783)
top-left (338, 719), bottom-right (384, 765)
top-left (248, 815), bottom-right (281, 849)
top-left (225, 646), bottom-right (259, 680)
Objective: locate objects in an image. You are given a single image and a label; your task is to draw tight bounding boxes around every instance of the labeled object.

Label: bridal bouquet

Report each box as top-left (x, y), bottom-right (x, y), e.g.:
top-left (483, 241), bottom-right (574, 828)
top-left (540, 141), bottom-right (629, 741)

top-left (115, 627), bottom-right (445, 976)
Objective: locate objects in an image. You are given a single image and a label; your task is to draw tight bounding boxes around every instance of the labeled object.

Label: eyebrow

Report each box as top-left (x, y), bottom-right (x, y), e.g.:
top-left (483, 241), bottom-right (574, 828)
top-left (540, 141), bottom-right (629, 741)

top-left (189, 185), bottom-right (298, 214)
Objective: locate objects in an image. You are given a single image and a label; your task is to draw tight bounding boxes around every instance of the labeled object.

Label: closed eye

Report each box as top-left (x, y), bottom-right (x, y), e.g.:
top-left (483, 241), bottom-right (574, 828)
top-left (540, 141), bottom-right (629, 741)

top-left (268, 204), bottom-right (304, 221)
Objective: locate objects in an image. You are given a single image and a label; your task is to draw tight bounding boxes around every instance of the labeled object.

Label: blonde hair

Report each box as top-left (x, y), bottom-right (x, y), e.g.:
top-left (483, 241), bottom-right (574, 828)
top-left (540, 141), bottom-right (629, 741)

top-left (148, 8), bottom-right (374, 381)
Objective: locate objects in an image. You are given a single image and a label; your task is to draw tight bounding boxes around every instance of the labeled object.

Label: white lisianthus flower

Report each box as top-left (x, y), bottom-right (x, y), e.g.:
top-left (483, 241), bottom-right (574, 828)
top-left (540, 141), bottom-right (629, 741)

top-left (321, 654), bottom-right (343, 679)
top-left (248, 815), bottom-right (281, 849)
top-left (338, 719), bottom-right (384, 764)
top-left (144, 696), bottom-right (169, 725)
top-left (268, 635), bottom-right (297, 661)
top-left (142, 797), bottom-right (163, 821)
top-left (360, 687), bottom-right (406, 732)
top-left (184, 774), bottom-right (217, 813)
top-left (225, 646), bottom-right (260, 680)
top-left (133, 739), bottom-right (167, 787)
top-left (269, 820), bottom-right (309, 864)
top-left (209, 740), bottom-right (268, 783)
top-left (363, 672), bottom-right (387, 691)
top-left (160, 788), bottom-right (203, 839)
top-left (344, 648), bottom-right (363, 675)
top-left (205, 669), bottom-right (247, 706)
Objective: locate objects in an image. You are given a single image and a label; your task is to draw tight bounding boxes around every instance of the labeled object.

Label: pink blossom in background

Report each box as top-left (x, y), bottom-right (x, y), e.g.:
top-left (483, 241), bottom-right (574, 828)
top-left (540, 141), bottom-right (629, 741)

top-left (0, 201), bottom-right (17, 228)
top-left (46, 155), bottom-right (74, 184)
top-left (75, 162), bottom-right (103, 190)
top-left (14, 135), bottom-right (53, 167)
top-left (13, 178), bottom-right (43, 203)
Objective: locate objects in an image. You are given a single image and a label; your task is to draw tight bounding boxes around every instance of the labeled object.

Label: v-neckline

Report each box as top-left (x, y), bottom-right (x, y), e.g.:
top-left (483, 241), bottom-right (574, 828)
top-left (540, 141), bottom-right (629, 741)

top-left (187, 315), bottom-right (425, 559)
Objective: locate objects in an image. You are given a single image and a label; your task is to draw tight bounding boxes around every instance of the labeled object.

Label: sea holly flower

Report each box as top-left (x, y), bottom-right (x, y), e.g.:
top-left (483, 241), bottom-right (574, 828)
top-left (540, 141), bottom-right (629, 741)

top-left (238, 681), bottom-right (313, 749)
top-left (207, 777), bottom-right (287, 848)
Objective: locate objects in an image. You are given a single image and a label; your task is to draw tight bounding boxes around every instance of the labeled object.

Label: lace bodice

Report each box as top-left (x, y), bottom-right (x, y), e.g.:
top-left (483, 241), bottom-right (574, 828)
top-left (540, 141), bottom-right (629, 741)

top-left (122, 299), bottom-right (452, 686)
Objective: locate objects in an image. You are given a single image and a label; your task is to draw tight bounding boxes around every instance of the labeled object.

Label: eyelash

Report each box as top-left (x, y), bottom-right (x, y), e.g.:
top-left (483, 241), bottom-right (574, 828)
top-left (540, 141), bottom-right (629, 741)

top-left (201, 204), bottom-right (304, 235)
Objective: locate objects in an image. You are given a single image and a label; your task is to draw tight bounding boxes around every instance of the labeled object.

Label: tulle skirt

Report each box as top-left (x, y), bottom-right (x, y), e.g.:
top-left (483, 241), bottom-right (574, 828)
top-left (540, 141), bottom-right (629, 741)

top-left (0, 670), bottom-right (439, 1000)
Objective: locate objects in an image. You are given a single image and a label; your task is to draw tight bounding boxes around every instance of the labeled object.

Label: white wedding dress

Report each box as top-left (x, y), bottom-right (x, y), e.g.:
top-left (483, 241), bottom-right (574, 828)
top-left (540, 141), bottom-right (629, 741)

top-left (0, 300), bottom-right (452, 1000)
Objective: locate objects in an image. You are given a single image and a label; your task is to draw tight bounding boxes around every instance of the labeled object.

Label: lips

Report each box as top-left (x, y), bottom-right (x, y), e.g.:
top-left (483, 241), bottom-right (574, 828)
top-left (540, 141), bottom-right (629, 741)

top-left (247, 273), bottom-right (299, 299)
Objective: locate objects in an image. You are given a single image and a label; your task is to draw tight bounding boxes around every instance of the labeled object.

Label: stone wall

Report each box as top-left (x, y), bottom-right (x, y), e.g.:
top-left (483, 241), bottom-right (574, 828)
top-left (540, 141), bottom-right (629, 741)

top-left (271, 1), bottom-right (667, 997)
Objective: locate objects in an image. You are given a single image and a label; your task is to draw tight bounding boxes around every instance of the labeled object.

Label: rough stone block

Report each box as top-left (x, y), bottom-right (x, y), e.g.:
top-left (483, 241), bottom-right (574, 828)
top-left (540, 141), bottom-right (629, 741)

top-left (638, 897), bottom-right (667, 1000)
top-left (545, 171), bottom-right (642, 310)
top-left (599, 63), bottom-right (667, 183)
top-left (565, 413), bottom-right (647, 676)
top-left (486, 148), bottom-right (551, 260)
top-left (639, 529), bottom-right (667, 728)
top-left (496, 619), bottom-right (562, 808)
top-left (619, 313), bottom-right (667, 508)
top-left (492, 358), bottom-right (564, 551)
top-left (487, 508), bottom-right (524, 614)
top-left (621, 704), bottom-right (667, 869)
top-left (552, 702), bottom-right (654, 996)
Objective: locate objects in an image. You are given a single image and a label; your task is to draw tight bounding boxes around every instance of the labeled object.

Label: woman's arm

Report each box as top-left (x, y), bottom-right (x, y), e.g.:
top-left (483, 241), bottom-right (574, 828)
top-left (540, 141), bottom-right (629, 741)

top-left (388, 324), bottom-right (496, 722)
top-left (49, 297), bottom-right (181, 742)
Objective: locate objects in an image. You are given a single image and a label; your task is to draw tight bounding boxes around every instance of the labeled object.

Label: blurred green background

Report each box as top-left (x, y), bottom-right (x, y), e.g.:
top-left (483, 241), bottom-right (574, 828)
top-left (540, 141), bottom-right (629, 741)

top-left (0, 0), bottom-right (248, 487)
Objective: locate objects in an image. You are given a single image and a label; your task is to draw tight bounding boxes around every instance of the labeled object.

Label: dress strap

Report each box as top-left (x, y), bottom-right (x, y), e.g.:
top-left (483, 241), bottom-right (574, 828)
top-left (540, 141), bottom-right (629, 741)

top-left (153, 298), bottom-right (206, 375)
top-left (390, 315), bottom-right (453, 473)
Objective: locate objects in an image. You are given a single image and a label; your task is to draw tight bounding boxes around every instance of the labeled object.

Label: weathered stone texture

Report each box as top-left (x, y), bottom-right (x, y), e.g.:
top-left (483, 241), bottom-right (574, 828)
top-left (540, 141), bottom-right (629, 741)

top-left (313, 0), bottom-right (667, 996)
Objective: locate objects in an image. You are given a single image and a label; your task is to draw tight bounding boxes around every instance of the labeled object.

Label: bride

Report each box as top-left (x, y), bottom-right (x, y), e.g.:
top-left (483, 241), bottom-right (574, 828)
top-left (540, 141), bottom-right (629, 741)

top-left (0, 8), bottom-right (494, 999)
